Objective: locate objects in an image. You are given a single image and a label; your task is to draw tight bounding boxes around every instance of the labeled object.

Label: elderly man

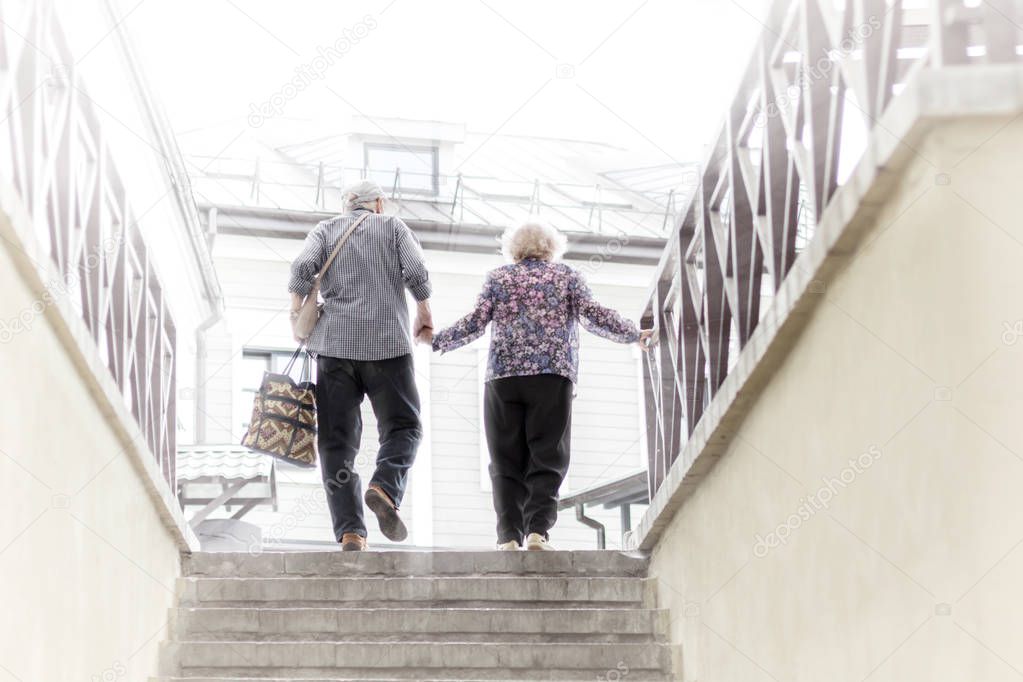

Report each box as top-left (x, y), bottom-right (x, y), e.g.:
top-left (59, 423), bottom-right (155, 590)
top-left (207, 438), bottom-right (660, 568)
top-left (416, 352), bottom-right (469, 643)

top-left (288, 180), bottom-right (432, 551)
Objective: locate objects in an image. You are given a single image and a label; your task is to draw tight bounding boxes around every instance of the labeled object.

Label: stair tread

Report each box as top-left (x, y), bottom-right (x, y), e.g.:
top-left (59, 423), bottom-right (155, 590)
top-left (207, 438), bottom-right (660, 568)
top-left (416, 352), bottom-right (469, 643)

top-left (183, 550), bottom-right (649, 579)
top-left (175, 606), bottom-right (662, 614)
top-left (154, 678), bottom-right (671, 681)
top-left (154, 675), bottom-right (672, 681)
top-left (172, 604), bottom-right (665, 644)
top-left (179, 576), bottom-right (649, 584)
top-left (177, 576), bottom-right (649, 609)
top-left (166, 640), bottom-right (670, 670)
top-left (168, 641), bottom-right (668, 648)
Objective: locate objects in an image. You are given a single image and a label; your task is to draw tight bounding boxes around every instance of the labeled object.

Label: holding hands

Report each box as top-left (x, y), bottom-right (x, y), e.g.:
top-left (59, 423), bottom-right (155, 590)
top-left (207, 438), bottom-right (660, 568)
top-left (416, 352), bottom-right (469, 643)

top-left (416, 326), bottom-right (434, 345)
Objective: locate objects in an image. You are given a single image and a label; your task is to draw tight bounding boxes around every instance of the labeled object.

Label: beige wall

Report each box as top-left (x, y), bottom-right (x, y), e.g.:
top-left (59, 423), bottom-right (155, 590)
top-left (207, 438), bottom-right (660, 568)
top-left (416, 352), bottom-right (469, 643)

top-left (649, 117), bottom-right (1023, 680)
top-left (0, 212), bottom-right (183, 682)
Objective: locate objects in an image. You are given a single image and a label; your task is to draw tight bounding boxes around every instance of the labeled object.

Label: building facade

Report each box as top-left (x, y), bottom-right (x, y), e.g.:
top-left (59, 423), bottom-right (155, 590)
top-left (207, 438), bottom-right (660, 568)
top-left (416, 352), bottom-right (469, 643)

top-left (179, 117), bottom-right (686, 549)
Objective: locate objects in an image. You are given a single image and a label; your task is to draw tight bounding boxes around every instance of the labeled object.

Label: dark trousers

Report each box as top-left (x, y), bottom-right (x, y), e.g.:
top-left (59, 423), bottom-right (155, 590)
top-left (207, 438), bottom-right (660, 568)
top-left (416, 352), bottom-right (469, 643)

top-left (315, 354), bottom-right (422, 540)
top-left (483, 374), bottom-right (574, 545)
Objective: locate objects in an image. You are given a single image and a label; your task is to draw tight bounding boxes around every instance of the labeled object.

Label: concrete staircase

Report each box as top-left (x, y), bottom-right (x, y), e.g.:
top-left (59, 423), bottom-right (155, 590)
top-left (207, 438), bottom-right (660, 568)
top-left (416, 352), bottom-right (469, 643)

top-left (155, 550), bottom-right (675, 681)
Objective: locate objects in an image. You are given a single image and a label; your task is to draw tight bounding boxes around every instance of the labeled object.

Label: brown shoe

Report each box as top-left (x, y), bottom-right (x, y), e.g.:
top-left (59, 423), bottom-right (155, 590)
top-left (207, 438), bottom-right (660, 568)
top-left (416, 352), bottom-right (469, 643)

top-left (364, 485), bottom-right (408, 542)
top-left (340, 532), bottom-right (366, 552)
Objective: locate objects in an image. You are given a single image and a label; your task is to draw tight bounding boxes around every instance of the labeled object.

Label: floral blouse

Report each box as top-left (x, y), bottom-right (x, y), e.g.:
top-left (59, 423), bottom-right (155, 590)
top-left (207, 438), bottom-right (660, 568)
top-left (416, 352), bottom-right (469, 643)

top-left (432, 258), bottom-right (640, 383)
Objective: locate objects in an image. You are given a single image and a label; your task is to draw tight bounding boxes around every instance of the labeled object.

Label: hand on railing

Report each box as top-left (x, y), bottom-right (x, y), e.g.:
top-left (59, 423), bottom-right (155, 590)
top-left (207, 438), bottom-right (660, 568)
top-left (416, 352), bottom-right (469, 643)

top-left (638, 329), bottom-right (656, 351)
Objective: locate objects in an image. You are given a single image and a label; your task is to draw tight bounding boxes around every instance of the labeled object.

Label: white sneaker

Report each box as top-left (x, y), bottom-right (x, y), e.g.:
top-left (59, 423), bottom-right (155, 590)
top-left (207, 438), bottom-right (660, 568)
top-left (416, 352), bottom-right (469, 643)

top-left (496, 540), bottom-right (521, 551)
top-left (526, 533), bottom-right (554, 551)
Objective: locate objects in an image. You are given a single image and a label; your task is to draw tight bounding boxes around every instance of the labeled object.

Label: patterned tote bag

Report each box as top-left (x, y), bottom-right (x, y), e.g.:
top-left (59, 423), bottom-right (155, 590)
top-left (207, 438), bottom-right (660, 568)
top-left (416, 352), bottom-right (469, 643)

top-left (241, 348), bottom-right (318, 467)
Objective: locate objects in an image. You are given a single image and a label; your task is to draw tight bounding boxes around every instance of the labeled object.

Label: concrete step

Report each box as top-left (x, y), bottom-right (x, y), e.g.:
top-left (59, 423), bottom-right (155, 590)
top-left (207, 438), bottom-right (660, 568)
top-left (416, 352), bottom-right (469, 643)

top-left (152, 672), bottom-right (671, 681)
top-left (172, 606), bottom-right (668, 643)
top-left (177, 576), bottom-right (651, 608)
top-left (183, 550), bottom-right (648, 578)
top-left (160, 641), bottom-right (671, 676)
top-left (162, 551), bottom-right (672, 678)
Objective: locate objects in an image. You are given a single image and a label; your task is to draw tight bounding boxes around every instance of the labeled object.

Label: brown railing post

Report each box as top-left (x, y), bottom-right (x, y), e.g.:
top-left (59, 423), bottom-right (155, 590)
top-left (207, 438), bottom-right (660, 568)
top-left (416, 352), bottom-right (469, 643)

top-left (0, 3), bottom-right (180, 494)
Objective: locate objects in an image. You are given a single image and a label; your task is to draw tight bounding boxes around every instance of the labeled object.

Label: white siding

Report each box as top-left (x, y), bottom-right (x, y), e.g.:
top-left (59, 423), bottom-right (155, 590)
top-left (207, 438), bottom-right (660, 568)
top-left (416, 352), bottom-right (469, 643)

top-left (199, 322), bottom-right (235, 444)
top-left (194, 234), bottom-right (652, 550)
top-left (425, 270), bottom-right (647, 550)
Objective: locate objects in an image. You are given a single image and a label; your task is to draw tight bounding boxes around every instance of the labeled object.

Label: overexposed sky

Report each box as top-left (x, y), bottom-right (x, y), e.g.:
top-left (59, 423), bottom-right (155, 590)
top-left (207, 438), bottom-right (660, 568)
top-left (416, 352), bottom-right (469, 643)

top-left (129, 0), bottom-right (771, 165)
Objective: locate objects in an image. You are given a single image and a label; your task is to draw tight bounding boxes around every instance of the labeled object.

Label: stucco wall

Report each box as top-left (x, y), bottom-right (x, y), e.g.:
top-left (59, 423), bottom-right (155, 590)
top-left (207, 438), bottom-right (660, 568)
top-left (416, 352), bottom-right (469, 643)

top-left (648, 117), bottom-right (1023, 680)
top-left (0, 214), bottom-right (183, 682)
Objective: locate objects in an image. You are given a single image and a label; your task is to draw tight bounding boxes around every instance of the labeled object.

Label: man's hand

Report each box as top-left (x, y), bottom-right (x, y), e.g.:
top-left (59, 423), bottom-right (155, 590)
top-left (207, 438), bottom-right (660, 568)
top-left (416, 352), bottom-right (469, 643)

top-left (413, 299), bottom-right (434, 345)
top-left (638, 329), bottom-right (656, 351)
top-left (413, 315), bottom-right (433, 338)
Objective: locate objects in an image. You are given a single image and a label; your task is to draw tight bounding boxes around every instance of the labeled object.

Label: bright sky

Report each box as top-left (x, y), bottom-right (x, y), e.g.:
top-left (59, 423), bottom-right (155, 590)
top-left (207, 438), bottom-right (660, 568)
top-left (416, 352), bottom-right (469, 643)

top-left (130, 0), bottom-right (772, 165)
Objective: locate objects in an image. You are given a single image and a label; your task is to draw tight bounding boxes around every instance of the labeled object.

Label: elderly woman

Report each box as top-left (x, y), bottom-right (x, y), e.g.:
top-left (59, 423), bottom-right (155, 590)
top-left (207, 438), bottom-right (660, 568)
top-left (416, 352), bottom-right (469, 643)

top-left (428, 222), bottom-right (652, 551)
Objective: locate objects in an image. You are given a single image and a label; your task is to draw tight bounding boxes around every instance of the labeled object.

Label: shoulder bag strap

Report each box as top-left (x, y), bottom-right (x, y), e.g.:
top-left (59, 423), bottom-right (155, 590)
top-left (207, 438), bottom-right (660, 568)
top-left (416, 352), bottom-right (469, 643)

top-left (315, 212), bottom-right (371, 283)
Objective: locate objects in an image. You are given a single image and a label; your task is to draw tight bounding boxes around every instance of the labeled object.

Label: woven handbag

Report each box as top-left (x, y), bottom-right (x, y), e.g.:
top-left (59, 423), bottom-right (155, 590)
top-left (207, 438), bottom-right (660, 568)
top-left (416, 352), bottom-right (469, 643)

top-left (241, 348), bottom-right (318, 467)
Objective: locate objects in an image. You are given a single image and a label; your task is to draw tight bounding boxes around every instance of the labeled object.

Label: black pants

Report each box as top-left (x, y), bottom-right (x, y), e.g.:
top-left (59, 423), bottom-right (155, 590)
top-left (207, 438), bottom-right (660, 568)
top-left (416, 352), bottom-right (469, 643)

top-left (484, 374), bottom-right (574, 545)
top-left (315, 354), bottom-right (422, 540)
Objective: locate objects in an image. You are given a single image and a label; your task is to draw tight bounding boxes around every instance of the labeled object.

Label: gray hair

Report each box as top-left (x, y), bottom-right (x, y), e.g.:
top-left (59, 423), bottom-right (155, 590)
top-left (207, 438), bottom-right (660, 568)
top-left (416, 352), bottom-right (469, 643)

top-left (343, 179), bottom-right (386, 212)
top-left (501, 221), bottom-right (567, 262)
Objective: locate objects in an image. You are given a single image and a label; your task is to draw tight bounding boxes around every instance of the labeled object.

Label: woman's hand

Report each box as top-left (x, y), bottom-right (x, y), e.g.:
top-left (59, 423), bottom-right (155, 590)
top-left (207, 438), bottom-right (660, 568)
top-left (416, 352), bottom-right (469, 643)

top-left (638, 329), bottom-right (656, 351)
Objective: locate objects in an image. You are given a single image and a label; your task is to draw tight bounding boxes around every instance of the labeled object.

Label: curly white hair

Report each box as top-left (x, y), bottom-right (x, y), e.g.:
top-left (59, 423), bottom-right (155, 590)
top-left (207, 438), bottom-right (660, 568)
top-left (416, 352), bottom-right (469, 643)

top-left (500, 221), bottom-right (568, 262)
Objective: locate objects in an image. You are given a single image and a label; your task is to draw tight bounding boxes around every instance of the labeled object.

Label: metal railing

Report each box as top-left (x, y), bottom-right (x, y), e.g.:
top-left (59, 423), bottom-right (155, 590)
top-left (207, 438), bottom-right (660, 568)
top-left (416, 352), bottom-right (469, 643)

top-left (188, 154), bottom-right (692, 237)
top-left (0, 0), bottom-right (179, 489)
top-left (641, 0), bottom-right (1023, 497)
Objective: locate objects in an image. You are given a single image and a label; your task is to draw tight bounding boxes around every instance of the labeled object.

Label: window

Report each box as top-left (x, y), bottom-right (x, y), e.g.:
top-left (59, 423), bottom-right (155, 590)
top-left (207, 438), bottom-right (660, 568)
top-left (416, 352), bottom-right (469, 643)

top-left (364, 143), bottom-right (439, 196)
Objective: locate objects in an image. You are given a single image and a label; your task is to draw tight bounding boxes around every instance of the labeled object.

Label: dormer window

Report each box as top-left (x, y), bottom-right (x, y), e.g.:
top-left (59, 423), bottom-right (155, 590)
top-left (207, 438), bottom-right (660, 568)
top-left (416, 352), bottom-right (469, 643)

top-left (364, 142), bottom-right (439, 196)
